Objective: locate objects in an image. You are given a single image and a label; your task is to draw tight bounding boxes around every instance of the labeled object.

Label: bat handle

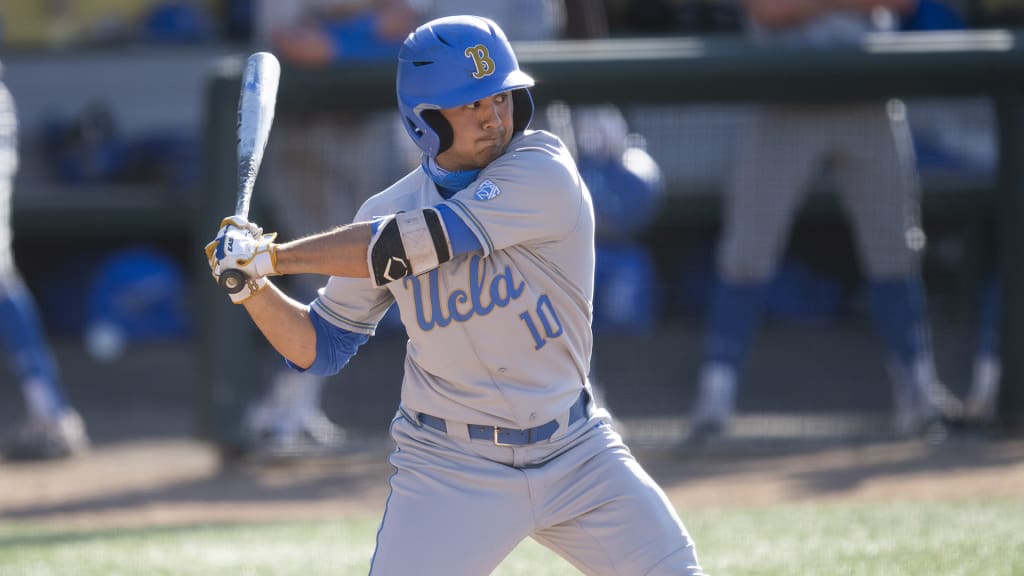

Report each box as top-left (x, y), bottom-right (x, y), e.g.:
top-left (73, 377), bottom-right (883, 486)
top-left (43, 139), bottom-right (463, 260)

top-left (219, 269), bottom-right (247, 294)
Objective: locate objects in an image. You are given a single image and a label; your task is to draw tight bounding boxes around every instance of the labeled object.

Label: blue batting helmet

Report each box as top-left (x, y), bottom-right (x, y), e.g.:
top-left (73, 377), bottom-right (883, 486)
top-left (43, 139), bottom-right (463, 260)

top-left (396, 15), bottom-right (535, 157)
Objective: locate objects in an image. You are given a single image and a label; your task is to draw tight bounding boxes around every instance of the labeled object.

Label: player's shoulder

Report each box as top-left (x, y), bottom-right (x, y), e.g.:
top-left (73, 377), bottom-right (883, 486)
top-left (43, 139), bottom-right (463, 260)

top-left (468, 130), bottom-right (582, 207)
top-left (508, 129), bottom-right (571, 160)
top-left (354, 168), bottom-right (430, 221)
top-left (489, 130), bottom-right (577, 178)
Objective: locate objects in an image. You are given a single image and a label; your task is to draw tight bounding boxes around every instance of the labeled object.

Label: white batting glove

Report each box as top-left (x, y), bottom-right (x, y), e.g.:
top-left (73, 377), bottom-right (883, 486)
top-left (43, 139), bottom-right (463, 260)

top-left (205, 215), bottom-right (264, 279)
top-left (206, 228), bottom-right (280, 277)
top-left (217, 215), bottom-right (263, 239)
top-left (204, 225), bottom-right (280, 304)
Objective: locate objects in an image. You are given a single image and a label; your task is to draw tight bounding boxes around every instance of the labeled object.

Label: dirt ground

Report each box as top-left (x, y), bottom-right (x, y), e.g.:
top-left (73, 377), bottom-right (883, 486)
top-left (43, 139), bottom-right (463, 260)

top-left (3, 432), bottom-right (1024, 530)
top-left (7, 342), bottom-right (1022, 531)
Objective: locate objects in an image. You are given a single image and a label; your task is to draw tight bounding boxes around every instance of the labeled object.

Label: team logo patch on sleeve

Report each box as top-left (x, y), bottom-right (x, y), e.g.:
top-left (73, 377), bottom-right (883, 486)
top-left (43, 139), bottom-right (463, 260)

top-left (475, 179), bottom-right (501, 201)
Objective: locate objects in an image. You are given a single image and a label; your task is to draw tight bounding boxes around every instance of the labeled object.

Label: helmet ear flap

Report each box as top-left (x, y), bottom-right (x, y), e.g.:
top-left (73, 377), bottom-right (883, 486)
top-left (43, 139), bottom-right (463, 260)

top-left (512, 89), bottom-right (533, 133)
top-left (422, 110), bottom-right (453, 155)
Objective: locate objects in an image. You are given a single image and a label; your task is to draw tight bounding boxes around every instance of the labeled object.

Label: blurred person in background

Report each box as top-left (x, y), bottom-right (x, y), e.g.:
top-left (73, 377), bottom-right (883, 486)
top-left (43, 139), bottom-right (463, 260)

top-left (0, 69), bottom-right (89, 461)
top-left (964, 272), bottom-right (999, 424)
top-left (957, 0), bottom-right (1004, 426)
top-left (423, 0), bottom-right (566, 40)
top-left (244, 0), bottom-right (425, 457)
top-left (687, 0), bottom-right (966, 443)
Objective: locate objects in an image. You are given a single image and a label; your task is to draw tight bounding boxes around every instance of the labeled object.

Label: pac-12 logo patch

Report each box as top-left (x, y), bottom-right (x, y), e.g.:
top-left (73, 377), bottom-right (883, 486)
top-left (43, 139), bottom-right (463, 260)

top-left (475, 179), bottom-right (501, 201)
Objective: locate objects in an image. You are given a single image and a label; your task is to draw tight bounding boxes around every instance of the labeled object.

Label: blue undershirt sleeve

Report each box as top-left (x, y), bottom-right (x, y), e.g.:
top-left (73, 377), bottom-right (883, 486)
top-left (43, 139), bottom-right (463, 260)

top-left (285, 309), bottom-right (370, 376)
top-left (436, 203), bottom-right (482, 256)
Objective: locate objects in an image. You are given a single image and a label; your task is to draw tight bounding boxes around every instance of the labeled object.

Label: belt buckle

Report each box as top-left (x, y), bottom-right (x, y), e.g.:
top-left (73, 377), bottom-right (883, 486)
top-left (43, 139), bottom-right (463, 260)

top-left (493, 426), bottom-right (514, 447)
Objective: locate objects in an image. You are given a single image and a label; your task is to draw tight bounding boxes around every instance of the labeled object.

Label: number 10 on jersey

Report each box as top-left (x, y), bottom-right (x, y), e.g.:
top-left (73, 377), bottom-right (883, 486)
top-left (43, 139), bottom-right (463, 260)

top-left (519, 294), bottom-right (564, 350)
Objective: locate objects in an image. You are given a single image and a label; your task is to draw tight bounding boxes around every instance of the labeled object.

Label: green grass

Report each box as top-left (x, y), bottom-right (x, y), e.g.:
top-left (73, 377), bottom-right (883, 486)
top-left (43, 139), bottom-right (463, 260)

top-left (1, 500), bottom-right (1021, 575)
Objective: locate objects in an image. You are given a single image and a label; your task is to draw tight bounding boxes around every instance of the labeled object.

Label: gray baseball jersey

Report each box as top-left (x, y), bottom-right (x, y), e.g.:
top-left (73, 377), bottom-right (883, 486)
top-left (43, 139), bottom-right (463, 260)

top-left (314, 129), bottom-right (594, 427)
top-left (312, 129), bottom-right (705, 574)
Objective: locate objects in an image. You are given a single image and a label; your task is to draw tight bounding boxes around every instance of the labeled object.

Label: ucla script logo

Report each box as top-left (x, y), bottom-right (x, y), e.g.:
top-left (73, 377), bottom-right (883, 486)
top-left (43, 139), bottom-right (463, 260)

top-left (404, 254), bottom-right (524, 331)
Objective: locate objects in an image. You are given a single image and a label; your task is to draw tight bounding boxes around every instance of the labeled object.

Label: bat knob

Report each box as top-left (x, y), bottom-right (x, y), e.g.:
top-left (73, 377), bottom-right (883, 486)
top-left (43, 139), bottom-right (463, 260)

top-left (219, 269), bottom-right (247, 294)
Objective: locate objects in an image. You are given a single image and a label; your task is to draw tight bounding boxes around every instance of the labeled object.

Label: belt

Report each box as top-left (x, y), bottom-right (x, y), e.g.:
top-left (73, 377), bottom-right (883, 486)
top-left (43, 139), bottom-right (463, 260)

top-left (416, 391), bottom-right (589, 446)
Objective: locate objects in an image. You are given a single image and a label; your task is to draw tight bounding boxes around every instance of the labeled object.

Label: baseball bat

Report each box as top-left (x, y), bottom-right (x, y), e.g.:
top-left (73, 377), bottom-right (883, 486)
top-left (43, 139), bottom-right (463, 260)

top-left (220, 51), bottom-right (281, 294)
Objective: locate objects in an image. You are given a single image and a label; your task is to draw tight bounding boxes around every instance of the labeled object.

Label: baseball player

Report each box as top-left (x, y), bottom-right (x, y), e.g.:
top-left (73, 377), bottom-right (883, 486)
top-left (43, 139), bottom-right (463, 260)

top-left (207, 15), bottom-right (706, 575)
top-left (688, 0), bottom-right (963, 441)
top-left (0, 70), bottom-right (89, 460)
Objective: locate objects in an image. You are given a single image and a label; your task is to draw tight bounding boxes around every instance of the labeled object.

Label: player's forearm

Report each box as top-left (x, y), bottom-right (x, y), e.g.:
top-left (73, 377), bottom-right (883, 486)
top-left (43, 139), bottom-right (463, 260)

top-left (242, 281), bottom-right (318, 369)
top-left (274, 222), bottom-right (373, 278)
top-left (746, 0), bottom-right (916, 28)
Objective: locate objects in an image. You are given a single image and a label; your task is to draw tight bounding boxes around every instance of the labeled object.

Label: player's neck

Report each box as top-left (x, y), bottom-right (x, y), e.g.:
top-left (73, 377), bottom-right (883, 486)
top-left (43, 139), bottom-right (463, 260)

top-left (422, 156), bottom-right (481, 199)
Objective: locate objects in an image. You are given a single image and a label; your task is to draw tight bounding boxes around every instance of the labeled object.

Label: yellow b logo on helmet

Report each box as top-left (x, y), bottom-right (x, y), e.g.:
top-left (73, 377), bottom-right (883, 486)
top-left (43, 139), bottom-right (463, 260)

top-left (465, 44), bottom-right (495, 79)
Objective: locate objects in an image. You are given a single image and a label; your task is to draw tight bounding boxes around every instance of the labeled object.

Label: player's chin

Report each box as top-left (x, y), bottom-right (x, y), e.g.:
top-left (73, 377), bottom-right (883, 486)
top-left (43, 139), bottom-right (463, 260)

top-left (477, 141), bottom-right (507, 164)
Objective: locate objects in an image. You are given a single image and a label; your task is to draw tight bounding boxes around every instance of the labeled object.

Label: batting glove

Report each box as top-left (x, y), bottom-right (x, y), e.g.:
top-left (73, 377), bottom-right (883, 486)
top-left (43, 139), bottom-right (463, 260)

top-left (217, 215), bottom-right (263, 238)
top-left (204, 227), bottom-right (280, 304)
top-left (205, 215), bottom-right (263, 279)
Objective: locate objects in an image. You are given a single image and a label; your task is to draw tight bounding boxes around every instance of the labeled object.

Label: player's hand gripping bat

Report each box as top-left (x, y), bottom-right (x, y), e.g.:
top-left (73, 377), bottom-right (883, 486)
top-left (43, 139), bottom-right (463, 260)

top-left (219, 51), bottom-right (280, 294)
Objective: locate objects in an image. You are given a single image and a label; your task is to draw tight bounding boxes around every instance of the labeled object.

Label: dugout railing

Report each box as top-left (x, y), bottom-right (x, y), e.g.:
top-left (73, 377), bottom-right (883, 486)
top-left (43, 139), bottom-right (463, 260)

top-left (197, 30), bottom-right (1024, 453)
